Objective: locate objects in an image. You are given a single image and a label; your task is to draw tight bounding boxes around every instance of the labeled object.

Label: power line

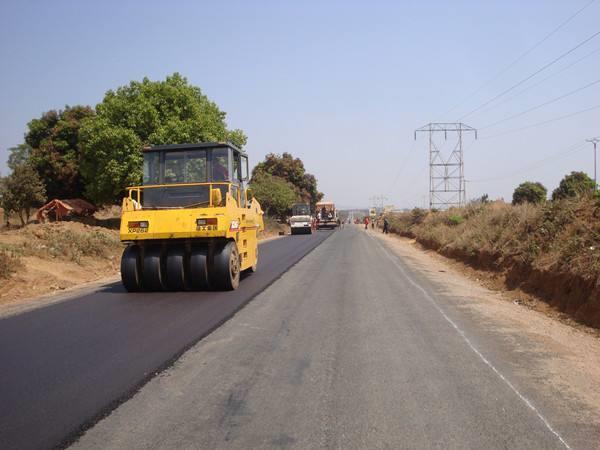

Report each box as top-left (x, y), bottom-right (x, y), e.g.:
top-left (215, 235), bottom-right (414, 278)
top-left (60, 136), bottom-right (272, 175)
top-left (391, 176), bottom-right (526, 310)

top-left (480, 103), bottom-right (600, 139)
top-left (476, 45), bottom-right (600, 116)
top-left (387, 139), bottom-right (417, 193)
top-left (458, 29), bottom-right (600, 120)
top-left (480, 77), bottom-right (600, 129)
top-left (469, 140), bottom-right (588, 182)
top-left (438, 0), bottom-right (597, 119)
top-left (391, 164), bottom-right (428, 208)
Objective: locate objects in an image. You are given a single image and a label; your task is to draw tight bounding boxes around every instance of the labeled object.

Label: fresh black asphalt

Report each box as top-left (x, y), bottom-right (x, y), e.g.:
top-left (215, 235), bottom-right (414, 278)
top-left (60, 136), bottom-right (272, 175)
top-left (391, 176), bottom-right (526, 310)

top-left (0, 231), bottom-right (331, 450)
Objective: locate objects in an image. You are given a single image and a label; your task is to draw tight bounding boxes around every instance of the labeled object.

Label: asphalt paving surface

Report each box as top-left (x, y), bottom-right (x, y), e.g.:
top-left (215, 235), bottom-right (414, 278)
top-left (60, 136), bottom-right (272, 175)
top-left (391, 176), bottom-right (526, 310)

top-left (0, 231), bottom-right (331, 450)
top-left (72, 226), bottom-right (590, 450)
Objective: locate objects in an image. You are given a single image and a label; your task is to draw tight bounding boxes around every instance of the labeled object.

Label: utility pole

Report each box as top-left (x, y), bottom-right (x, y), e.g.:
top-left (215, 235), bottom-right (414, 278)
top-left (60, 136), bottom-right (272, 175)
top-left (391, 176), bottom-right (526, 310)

top-left (415, 123), bottom-right (477, 209)
top-left (369, 195), bottom-right (388, 212)
top-left (587, 137), bottom-right (599, 190)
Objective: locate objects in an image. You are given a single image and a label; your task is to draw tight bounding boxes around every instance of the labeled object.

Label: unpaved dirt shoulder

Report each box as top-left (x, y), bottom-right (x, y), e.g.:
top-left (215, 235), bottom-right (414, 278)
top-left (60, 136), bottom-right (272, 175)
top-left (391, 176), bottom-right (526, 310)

top-left (0, 276), bottom-right (120, 319)
top-left (0, 222), bottom-right (122, 315)
top-left (371, 228), bottom-right (600, 427)
top-left (0, 227), bottom-right (285, 318)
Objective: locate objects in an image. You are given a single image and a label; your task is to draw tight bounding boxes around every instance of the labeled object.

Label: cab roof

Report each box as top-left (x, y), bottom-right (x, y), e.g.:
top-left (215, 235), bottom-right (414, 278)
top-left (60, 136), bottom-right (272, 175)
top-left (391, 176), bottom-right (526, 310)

top-left (143, 142), bottom-right (246, 156)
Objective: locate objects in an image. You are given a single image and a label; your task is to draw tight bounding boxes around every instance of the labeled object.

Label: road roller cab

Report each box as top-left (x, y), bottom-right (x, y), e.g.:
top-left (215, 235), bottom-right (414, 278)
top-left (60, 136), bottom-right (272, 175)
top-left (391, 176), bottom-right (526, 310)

top-left (290, 203), bottom-right (313, 235)
top-left (119, 142), bottom-right (264, 292)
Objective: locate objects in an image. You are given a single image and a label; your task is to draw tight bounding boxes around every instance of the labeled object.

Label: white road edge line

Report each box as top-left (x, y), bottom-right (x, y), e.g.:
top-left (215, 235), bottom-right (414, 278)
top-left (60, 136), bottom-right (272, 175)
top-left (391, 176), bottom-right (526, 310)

top-left (368, 233), bottom-right (572, 450)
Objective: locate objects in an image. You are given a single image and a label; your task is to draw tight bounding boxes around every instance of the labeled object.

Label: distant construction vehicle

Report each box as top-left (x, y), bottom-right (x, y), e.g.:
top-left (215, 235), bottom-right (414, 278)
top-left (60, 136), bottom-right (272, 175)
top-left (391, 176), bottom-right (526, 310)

top-left (316, 201), bottom-right (338, 230)
top-left (289, 203), bottom-right (313, 235)
top-left (119, 142), bottom-right (264, 292)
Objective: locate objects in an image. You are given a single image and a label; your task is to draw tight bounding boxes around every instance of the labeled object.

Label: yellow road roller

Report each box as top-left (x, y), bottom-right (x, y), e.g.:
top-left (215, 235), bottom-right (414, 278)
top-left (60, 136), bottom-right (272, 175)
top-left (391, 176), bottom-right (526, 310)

top-left (119, 142), bottom-right (264, 291)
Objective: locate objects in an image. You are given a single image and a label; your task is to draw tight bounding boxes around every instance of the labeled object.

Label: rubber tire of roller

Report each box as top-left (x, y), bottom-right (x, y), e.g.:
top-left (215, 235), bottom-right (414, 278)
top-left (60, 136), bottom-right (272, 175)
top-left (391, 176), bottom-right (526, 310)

top-left (142, 245), bottom-right (166, 291)
top-left (166, 246), bottom-right (188, 291)
top-left (212, 241), bottom-right (240, 290)
top-left (121, 245), bottom-right (142, 292)
top-left (189, 246), bottom-right (210, 290)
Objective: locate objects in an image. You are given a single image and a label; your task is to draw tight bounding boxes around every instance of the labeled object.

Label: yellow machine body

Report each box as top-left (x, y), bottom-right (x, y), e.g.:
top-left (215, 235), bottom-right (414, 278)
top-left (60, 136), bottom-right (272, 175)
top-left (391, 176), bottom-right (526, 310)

top-left (118, 142), bottom-right (264, 292)
top-left (120, 184), bottom-right (263, 271)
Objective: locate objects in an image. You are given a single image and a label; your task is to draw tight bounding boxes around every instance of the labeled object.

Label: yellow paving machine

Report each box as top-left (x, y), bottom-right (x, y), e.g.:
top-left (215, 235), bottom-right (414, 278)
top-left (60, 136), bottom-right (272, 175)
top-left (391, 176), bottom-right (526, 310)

top-left (119, 142), bottom-right (263, 291)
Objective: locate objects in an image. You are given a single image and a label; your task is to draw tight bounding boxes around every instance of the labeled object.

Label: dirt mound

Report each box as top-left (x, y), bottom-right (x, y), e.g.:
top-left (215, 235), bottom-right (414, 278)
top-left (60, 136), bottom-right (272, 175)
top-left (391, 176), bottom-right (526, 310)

top-left (0, 222), bottom-right (121, 309)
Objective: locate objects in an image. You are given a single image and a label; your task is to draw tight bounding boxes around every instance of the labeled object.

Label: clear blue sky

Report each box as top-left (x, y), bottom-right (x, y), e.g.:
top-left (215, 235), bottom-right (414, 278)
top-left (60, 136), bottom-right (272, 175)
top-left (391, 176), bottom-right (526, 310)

top-left (1, 0), bottom-right (599, 208)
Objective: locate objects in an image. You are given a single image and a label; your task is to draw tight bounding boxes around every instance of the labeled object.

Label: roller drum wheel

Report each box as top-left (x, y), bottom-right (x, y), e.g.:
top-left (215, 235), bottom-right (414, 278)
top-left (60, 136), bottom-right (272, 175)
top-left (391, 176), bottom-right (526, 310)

top-left (244, 261), bottom-right (258, 274)
top-left (189, 246), bottom-right (210, 290)
top-left (121, 245), bottom-right (142, 292)
top-left (142, 245), bottom-right (166, 291)
top-left (244, 247), bottom-right (258, 274)
top-left (166, 246), bottom-right (188, 291)
top-left (212, 241), bottom-right (240, 290)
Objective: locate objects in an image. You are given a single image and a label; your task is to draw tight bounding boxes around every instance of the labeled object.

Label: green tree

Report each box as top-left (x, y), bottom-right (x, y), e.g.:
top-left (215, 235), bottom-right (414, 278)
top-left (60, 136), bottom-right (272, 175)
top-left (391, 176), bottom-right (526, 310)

top-left (25, 105), bottom-right (95, 200)
top-left (551, 171), bottom-right (596, 201)
top-left (80, 73), bottom-right (246, 204)
top-left (7, 144), bottom-right (32, 170)
top-left (249, 173), bottom-right (297, 218)
top-left (512, 181), bottom-right (547, 205)
top-left (0, 165), bottom-right (46, 226)
top-left (251, 152), bottom-right (323, 208)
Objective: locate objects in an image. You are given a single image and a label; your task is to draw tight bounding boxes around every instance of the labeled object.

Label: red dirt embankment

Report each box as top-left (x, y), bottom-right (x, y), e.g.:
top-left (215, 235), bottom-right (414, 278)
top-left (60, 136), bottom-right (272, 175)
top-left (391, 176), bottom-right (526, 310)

top-left (386, 198), bottom-right (600, 328)
top-left (0, 222), bottom-right (122, 308)
top-left (0, 212), bottom-right (285, 311)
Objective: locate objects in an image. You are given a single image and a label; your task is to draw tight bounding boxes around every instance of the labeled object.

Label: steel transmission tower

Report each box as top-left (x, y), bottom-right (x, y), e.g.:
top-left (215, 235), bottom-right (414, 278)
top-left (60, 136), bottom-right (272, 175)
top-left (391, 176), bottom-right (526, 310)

top-left (414, 123), bottom-right (477, 209)
top-left (369, 195), bottom-right (388, 211)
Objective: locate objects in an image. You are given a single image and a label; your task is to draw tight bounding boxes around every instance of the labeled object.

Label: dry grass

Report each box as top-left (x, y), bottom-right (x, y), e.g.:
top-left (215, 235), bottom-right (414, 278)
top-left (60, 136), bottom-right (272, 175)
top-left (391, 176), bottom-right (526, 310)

top-left (0, 249), bottom-right (23, 279)
top-left (0, 222), bottom-right (121, 267)
top-left (388, 198), bottom-right (600, 280)
top-left (387, 197), bottom-right (600, 327)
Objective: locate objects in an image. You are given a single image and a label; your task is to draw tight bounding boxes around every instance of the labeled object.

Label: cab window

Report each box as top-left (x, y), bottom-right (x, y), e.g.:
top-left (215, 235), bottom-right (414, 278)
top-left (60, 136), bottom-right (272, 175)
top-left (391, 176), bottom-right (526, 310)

top-left (162, 150), bottom-right (208, 184)
top-left (231, 185), bottom-right (240, 207)
top-left (186, 151), bottom-right (207, 182)
top-left (212, 148), bottom-right (230, 181)
top-left (233, 153), bottom-right (241, 181)
top-left (164, 152), bottom-right (186, 183)
top-left (143, 152), bottom-right (160, 184)
top-left (241, 155), bottom-right (249, 180)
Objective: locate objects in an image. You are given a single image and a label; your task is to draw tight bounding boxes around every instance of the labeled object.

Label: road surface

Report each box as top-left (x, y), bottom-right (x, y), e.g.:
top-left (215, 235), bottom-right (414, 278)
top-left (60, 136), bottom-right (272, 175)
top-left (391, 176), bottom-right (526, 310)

top-left (0, 231), bottom-right (331, 450)
top-left (71, 226), bottom-right (600, 449)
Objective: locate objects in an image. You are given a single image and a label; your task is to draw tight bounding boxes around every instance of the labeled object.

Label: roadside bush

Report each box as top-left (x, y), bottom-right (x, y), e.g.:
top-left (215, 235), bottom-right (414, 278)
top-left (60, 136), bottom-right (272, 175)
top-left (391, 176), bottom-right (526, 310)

top-left (249, 173), bottom-right (297, 219)
top-left (411, 207), bottom-right (427, 225)
top-left (552, 171), bottom-right (595, 200)
top-left (447, 215), bottom-right (464, 226)
top-left (0, 164), bottom-right (47, 226)
top-left (512, 181), bottom-right (547, 205)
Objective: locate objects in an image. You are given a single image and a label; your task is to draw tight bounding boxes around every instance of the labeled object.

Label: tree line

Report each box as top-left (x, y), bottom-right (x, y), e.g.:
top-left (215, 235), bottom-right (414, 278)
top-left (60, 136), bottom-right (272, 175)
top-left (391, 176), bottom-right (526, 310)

top-left (0, 73), bottom-right (323, 224)
top-left (511, 171), bottom-right (596, 205)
